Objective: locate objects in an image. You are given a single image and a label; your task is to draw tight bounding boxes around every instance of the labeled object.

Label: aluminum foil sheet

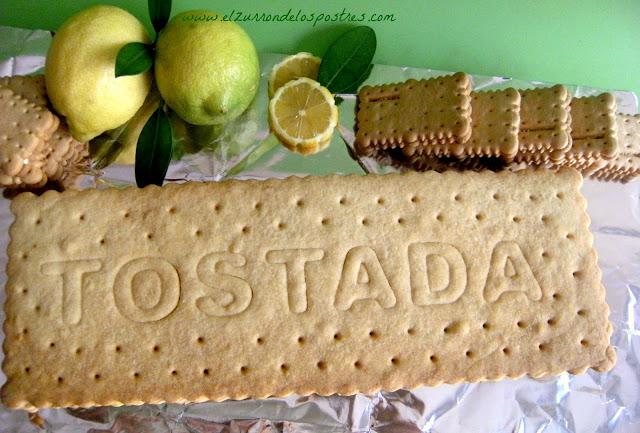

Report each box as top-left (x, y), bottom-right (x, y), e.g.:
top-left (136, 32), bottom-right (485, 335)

top-left (0, 25), bottom-right (638, 433)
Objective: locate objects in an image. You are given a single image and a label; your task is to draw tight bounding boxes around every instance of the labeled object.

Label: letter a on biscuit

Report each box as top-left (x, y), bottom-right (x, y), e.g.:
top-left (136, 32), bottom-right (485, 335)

top-left (483, 241), bottom-right (542, 303)
top-left (334, 246), bottom-right (395, 310)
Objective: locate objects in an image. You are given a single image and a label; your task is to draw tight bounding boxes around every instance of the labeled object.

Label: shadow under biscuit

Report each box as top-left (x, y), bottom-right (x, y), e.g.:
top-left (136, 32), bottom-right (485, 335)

top-left (3, 180), bottom-right (65, 199)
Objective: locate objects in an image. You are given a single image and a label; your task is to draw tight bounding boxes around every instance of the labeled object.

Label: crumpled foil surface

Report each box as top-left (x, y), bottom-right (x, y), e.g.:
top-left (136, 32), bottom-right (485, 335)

top-left (0, 25), bottom-right (638, 433)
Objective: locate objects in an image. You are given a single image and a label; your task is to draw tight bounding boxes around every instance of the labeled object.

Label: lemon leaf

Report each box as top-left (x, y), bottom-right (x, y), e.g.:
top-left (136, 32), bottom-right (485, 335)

top-left (149, 0), bottom-right (172, 35)
top-left (337, 63), bottom-right (373, 94)
top-left (317, 26), bottom-right (376, 94)
top-left (115, 42), bottom-right (154, 77)
top-left (135, 107), bottom-right (173, 187)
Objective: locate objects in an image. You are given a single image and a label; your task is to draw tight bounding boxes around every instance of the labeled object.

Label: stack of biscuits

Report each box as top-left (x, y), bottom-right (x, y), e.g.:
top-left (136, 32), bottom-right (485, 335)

top-left (0, 75), bottom-right (88, 189)
top-left (513, 85), bottom-right (571, 165)
top-left (354, 73), bottom-right (640, 183)
top-left (590, 113), bottom-right (640, 182)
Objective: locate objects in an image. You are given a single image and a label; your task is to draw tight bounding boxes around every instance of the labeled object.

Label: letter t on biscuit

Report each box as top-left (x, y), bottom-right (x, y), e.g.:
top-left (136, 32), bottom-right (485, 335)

top-left (41, 259), bottom-right (103, 325)
top-left (266, 249), bottom-right (324, 313)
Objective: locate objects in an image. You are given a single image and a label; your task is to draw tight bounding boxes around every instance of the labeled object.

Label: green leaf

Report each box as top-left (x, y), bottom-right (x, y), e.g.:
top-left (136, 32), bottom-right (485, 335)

top-left (339, 63), bottom-right (373, 94)
top-left (115, 42), bottom-right (154, 78)
top-left (317, 26), bottom-right (376, 94)
top-left (135, 107), bottom-right (173, 187)
top-left (149, 0), bottom-right (172, 34)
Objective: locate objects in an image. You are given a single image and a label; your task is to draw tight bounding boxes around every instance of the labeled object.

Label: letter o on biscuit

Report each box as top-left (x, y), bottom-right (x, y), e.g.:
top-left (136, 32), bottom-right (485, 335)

top-left (113, 257), bottom-right (180, 322)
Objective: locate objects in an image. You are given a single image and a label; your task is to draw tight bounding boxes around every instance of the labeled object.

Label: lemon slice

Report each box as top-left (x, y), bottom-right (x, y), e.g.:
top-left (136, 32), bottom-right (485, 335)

top-left (290, 135), bottom-right (332, 155)
top-left (268, 77), bottom-right (338, 155)
top-left (268, 52), bottom-right (321, 98)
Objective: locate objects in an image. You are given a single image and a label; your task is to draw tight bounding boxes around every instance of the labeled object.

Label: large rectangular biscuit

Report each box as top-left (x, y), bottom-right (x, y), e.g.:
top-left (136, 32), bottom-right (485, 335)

top-left (2, 171), bottom-right (615, 411)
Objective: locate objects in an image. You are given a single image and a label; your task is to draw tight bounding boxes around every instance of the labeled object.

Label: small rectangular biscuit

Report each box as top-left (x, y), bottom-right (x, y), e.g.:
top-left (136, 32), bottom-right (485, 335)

top-left (564, 137), bottom-right (618, 161)
top-left (3, 164), bottom-right (48, 189)
top-left (561, 155), bottom-right (600, 167)
top-left (519, 85), bottom-right (571, 131)
top-left (556, 154), bottom-right (599, 168)
top-left (615, 113), bottom-right (640, 155)
top-left (465, 89), bottom-right (520, 158)
top-left (0, 87), bottom-right (58, 186)
top-left (580, 159), bottom-right (609, 177)
top-left (518, 129), bottom-right (570, 152)
top-left (0, 75), bottom-right (48, 107)
top-left (592, 170), bottom-right (638, 183)
top-left (355, 73), bottom-right (472, 155)
top-left (513, 129), bottom-right (570, 165)
top-left (512, 152), bottom-right (554, 166)
top-left (570, 94), bottom-right (617, 140)
top-left (3, 171), bottom-right (614, 411)
top-left (42, 124), bottom-right (88, 181)
top-left (0, 75), bottom-right (88, 184)
top-left (515, 86), bottom-right (572, 163)
top-left (410, 89), bottom-right (521, 158)
top-left (556, 158), bottom-right (604, 176)
top-left (592, 154), bottom-right (640, 183)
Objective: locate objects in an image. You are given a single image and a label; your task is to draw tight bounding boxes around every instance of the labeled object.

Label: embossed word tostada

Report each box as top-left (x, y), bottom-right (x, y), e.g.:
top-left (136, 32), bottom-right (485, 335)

top-left (42, 240), bottom-right (541, 324)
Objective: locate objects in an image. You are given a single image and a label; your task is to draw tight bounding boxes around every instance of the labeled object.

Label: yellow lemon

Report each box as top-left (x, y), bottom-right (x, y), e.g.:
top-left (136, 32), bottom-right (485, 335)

top-left (45, 5), bottom-right (152, 142)
top-left (154, 10), bottom-right (260, 125)
top-left (268, 77), bottom-right (337, 155)
top-left (268, 52), bottom-right (321, 98)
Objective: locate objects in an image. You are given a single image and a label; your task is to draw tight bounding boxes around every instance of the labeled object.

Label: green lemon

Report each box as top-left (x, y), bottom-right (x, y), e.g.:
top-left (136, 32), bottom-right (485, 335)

top-left (154, 10), bottom-right (260, 125)
top-left (45, 5), bottom-right (152, 142)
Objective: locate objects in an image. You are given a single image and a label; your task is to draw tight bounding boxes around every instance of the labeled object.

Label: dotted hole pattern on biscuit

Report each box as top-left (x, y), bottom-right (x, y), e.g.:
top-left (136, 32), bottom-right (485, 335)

top-left (4, 172), bottom-right (612, 409)
top-left (17, 304), bottom-right (598, 382)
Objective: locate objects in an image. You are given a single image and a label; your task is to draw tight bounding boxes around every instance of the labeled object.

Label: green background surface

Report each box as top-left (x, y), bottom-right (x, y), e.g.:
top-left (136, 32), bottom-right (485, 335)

top-left (1, 0), bottom-right (639, 95)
